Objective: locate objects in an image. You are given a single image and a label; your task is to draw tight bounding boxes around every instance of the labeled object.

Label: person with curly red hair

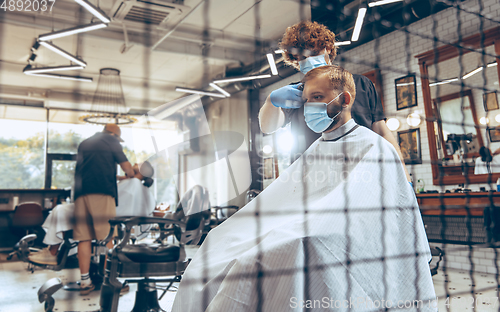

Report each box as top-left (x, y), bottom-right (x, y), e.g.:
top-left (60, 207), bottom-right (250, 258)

top-left (259, 20), bottom-right (410, 182)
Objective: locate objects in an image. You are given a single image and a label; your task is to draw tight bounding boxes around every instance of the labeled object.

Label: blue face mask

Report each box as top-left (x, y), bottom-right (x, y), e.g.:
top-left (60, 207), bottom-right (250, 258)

top-left (304, 92), bottom-right (344, 133)
top-left (299, 54), bottom-right (328, 74)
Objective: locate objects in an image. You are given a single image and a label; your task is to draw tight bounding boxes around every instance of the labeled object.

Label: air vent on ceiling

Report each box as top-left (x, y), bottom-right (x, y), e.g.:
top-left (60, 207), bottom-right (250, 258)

top-left (110, 0), bottom-right (190, 30)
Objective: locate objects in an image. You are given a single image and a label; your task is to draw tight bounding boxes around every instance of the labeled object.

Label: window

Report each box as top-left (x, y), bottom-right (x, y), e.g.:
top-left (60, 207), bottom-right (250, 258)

top-left (0, 105), bottom-right (47, 189)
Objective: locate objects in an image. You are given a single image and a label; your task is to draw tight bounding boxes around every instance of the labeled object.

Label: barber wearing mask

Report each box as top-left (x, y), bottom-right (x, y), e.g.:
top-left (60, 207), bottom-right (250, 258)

top-left (259, 21), bottom-right (411, 182)
top-left (73, 123), bottom-right (135, 295)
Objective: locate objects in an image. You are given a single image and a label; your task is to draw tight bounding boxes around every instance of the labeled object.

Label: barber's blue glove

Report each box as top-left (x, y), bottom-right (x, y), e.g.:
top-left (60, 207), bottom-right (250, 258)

top-left (270, 84), bottom-right (304, 109)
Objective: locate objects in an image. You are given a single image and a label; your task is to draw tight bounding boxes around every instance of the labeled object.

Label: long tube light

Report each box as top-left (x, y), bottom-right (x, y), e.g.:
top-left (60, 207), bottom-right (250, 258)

top-left (488, 62), bottom-right (498, 67)
top-left (368, 0), bottom-right (403, 7)
top-left (25, 72), bottom-right (93, 82)
top-left (209, 83), bottom-right (231, 97)
top-left (266, 53), bottom-right (279, 76)
top-left (212, 74), bottom-right (271, 84)
top-left (23, 64), bottom-right (85, 74)
top-left (462, 67), bottom-right (483, 79)
top-left (351, 7), bottom-right (367, 42)
top-left (275, 49), bottom-right (284, 54)
top-left (39, 41), bottom-right (87, 67)
top-left (39, 23), bottom-right (107, 41)
top-left (175, 87), bottom-right (226, 98)
top-left (74, 0), bottom-right (110, 23)
top-left (429, 78), bottom-right (458, 87)
top-left (335, 41), bottom-right (351, 46)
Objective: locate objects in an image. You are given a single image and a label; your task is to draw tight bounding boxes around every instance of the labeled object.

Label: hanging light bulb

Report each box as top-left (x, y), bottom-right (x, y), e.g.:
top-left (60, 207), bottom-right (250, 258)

top-left (480, 117), bottom-right (490, 125)
top-left (263, 145), bottom-right (273, 154)
top-left (407, 113), bottom-right (421, 127)
top-left (386, 118), bottom-right (400, 131)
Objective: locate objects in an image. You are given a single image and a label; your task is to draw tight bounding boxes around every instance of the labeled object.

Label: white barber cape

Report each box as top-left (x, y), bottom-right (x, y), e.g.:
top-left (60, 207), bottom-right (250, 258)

top-left (172, 119), bottom-right (436, 312)
top-left (42, 178), bottom-right (155, 245)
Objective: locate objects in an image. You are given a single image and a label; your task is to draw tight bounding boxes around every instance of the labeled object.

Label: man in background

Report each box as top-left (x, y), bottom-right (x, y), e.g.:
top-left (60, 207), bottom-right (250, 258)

top-left (73, 123), bottom-right (134, 295)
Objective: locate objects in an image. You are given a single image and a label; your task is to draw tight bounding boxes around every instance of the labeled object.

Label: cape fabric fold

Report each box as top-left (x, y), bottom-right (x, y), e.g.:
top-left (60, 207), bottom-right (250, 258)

top-left (172, 120), bottom-right (436, 312)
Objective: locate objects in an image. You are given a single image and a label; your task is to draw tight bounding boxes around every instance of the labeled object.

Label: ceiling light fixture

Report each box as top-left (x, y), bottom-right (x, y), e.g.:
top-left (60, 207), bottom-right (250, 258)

top-left (429, 78), bottom-right (459, 87)
top-left (24, 72), bottom-right (93, 82)
top-left (275, 49), bottom-right (284, 54)
top-left (335, 41), bottom-right (352, 46)
top-left (462, 67), bottom-right (483, 79)
top-left (38, 23), bottom-right (107, 41)
top-left (209, 83), bottom-right (230, 97)
top-left (351, 5), bottom-right (367, 42)
top-left (213, 74), bottom-right (271, 84)
top-left (480, 116), bottom-right (489, 125)
top-left (266, 53), bottom-right (279, 76)
top-left (23, 64), bottom-right (85, 74)
top-left (39, 41), bottom-right (87, 67)
top-left (31, 41), bottom-right (40, 51)
top-left (368, 0), bottom-right (403, 7)
top-left (175, 87), bottom-right (226, 98)
top-left (488, 62), bottom-right (498, 67)
top-left (74, 0), bottom-right (111, 23)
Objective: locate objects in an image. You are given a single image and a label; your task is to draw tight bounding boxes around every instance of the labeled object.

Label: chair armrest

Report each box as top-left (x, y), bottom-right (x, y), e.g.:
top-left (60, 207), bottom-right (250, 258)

top-left (211, 205), bottom-right (239, 211)
top-left (103, 216), bottom-right (187, 249)
top-left (108, 216), bottom-right (186, 228)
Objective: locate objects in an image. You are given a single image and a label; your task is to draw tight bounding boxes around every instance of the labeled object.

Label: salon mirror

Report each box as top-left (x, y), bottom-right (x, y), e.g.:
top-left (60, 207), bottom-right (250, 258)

top-left (417, 26), bottom-right (500, 185)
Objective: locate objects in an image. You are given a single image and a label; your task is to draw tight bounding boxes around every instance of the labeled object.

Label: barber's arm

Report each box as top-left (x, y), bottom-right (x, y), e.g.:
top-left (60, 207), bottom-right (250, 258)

top-left (259, 96), bottom-right (285, 134)
top-left (371, 120), bottom-right (412, 182)
top-left (119, 161), bottom-right (135, 179)
top-left (258, 84), bottom-right (304, 134)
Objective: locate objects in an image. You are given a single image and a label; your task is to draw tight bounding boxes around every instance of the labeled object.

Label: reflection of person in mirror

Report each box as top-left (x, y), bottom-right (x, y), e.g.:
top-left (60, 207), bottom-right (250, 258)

top-left (475, 146), bottom-right (500, 174)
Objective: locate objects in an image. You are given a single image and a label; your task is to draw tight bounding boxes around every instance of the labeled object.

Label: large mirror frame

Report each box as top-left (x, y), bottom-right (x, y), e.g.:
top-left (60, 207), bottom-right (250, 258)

top-left (416, 26), bottom-right (500, 185)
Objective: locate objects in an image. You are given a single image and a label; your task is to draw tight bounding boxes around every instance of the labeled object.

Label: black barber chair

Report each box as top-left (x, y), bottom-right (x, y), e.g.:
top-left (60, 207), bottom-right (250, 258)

top-left (8, 230), bottom-right (78, 274)
top-left (99, 208), bottom-right (210, 311)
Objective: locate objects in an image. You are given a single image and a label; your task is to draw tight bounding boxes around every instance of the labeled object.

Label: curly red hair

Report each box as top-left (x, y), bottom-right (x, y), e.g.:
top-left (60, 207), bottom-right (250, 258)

top-left (280, 21), bottom-right (337, 70)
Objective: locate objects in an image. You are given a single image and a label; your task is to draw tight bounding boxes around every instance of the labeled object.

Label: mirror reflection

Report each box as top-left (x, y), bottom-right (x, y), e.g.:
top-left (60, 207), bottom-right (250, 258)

top-left (421, 42), bottom-right (500, 183)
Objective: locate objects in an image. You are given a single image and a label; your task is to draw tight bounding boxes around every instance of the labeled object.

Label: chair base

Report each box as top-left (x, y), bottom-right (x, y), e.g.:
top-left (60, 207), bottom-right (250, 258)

top-left (132, 280), bottom-right (165, 312)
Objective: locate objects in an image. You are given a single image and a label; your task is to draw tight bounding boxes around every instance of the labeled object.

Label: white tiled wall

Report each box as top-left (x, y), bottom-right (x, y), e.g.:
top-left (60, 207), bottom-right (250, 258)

top-left (431, 242), bottom-right (500, 274)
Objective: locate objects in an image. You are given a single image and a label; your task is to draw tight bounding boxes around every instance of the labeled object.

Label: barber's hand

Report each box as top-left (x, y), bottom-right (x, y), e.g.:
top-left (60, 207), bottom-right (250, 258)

top-left (270, 84), bottom-right (304, 109)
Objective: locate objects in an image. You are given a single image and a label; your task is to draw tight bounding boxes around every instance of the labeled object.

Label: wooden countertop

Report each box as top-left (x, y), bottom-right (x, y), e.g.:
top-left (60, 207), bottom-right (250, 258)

top-left (416, 192), bottom-right (500, 216)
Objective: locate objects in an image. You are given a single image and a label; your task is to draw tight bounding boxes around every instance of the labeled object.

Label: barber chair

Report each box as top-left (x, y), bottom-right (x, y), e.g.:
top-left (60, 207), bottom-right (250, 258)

top-left (211, 205), bottom-right (239, 225)
top-left (430, 246), bottom-right (445, 276)
top-left (10, 202), bottom-right (45, 236)
top-left (156, 185), bottom-right (211, 244)
top-left (7, 202), bottom-right (45, 267)
top-left (99, 210), bottom-right (209, 312)
top-left (9, 230), bottom-right (78, 273)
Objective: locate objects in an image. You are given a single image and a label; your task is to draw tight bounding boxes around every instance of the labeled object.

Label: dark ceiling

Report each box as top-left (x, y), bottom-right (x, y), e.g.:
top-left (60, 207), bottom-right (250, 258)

top-left (311, 0), bottom-right (459, 52)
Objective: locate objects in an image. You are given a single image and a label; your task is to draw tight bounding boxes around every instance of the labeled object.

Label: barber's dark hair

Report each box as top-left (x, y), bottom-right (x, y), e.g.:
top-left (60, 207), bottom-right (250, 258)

top-left (142, 177), bottom-right (154, 188)
top-left (480, 146), bottom-right (493, 162)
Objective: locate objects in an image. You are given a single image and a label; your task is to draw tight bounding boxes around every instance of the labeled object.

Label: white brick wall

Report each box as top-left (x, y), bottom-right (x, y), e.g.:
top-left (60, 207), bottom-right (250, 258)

top-left (431, 242), bottom-right (500, 274)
